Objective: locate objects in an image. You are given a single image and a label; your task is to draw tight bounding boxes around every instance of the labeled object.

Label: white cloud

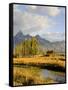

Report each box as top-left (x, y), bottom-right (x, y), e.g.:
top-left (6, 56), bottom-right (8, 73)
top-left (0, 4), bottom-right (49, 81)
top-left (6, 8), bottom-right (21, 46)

top-left (13, 6), bottom-right (55, 36)
top-left (27, 5), bottom-right (61, 17)
top-left (42, 32), bottom-right (65, 41)
top-left (29, 5), bottom-right (37, 9)
top-left (46, 7), bottom-right (61, 16)
top-left (13, 5), bottom-right (64, 42)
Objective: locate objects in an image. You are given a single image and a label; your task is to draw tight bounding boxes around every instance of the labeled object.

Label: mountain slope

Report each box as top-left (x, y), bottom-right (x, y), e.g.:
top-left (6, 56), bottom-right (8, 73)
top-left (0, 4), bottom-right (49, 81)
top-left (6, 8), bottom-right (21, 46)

top-left (14, 31), bottom-right (31, 46)
top-left (13, 31), bottom-right (65, 53)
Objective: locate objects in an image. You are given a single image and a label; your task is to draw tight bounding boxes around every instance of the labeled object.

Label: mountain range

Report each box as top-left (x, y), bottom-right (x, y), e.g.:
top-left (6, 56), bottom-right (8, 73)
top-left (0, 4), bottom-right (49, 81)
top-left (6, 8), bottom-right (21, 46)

top-left (13, 31), bottom-right (65, 53)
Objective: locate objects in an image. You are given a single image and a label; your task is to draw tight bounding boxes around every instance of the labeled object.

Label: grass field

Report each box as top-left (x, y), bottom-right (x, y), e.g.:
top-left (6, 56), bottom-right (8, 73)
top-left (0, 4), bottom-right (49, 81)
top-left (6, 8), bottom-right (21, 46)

top-left (13, 54), bottom-right (65, 71)
top-left (13, 54), bottom-right (65, 86)
top-left (13, 66), bottom-right (56, 86)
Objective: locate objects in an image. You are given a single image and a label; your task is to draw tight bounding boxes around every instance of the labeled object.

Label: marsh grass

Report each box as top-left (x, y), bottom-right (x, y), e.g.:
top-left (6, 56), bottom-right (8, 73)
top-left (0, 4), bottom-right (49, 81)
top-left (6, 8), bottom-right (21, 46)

top-left (13, 53), bottom-right (65, 86)
top-left (13, 66), bottom-right (55, 86)
top-left (13, 55), bottom-right (65, 71)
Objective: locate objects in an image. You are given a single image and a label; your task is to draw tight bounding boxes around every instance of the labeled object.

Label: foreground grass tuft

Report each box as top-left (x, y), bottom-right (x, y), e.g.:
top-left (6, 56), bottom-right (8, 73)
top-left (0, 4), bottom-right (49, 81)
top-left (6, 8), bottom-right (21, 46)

top-left (13, 66), bottom-right (55, 86)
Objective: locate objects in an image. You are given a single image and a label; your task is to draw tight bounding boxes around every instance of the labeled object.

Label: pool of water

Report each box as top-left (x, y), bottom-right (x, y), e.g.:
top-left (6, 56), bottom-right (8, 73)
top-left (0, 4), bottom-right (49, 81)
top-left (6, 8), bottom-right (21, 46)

top-left (14, 65), bottom-right (66, 84)
top-left (41, 69), bottom-right (65, 83)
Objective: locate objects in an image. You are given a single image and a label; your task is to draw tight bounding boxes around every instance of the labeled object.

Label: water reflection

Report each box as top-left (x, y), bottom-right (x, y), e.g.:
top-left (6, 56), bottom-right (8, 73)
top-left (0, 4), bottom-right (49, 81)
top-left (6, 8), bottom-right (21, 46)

top-left (41, 69), bottom-right (65, 83)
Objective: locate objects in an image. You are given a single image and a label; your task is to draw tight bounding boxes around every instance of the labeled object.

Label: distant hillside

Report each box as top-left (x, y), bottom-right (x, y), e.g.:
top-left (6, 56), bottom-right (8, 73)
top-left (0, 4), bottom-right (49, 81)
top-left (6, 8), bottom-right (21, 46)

top-left (14, 31), bottom-right (65, 53)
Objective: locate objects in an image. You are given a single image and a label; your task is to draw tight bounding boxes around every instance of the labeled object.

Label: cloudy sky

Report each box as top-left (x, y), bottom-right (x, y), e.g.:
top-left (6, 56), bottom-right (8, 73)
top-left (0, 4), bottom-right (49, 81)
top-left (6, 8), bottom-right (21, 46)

top-left (13, 4), bottom-right (65, 42)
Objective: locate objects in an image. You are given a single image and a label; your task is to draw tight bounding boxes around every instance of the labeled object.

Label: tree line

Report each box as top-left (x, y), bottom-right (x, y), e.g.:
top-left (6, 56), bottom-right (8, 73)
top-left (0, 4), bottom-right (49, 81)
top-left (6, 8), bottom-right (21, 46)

top-left (13, 37), bottom-right (40, 58)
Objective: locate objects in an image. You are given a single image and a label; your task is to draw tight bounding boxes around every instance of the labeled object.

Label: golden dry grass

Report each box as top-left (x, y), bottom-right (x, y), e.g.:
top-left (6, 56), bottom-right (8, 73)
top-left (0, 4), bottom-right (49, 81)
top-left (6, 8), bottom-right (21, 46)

top-left (13, 66), bottom-right (55, 86)
top-left (13, 55), bottom-right (65, 69)
top-left (13, 54), bottom-right (65, 86)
